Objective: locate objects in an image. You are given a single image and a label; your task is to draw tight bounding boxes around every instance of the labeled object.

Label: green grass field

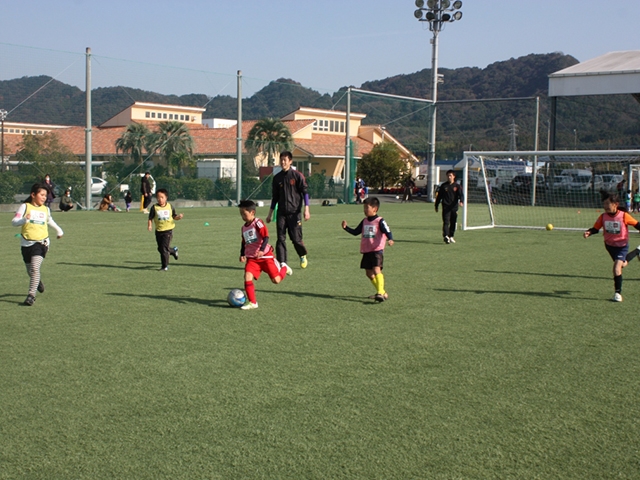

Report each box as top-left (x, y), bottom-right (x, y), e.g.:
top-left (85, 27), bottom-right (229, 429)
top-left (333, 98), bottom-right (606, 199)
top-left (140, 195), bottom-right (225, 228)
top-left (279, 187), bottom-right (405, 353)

top-left (1, 202), bottom-right (639, 479)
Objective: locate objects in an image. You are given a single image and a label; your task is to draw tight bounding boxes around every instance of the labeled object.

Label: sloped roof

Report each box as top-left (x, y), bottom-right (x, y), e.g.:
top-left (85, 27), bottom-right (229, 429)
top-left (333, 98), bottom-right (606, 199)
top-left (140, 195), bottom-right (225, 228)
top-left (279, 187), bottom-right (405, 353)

top-left (294, 135), bottom-right (374, 158)
top-left (549, 50), bottom-right (640, 97)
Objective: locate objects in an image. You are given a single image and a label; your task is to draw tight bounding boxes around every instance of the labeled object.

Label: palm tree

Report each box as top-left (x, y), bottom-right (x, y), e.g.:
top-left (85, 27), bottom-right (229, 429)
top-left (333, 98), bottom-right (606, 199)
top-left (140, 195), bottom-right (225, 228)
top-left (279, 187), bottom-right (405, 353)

top-left (115, 123), bottom-right (151, 166)
top-left (245, 118), bottom-right (293, 167)
top-left (151, 121), bottom-right (195, 176)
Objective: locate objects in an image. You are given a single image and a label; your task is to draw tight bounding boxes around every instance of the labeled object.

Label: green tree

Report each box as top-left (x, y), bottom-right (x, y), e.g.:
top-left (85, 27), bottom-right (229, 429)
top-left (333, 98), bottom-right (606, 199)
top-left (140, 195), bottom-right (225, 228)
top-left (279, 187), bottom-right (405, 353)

top-left (115, 123), bottom-right (152, 166)
top-left (151, 121), bottom-right (194, 176)
top-left (245, 118), bottom-right (293, 167)
top-left (358, 142), bottom-right (406, 189)
top-left (16, 133), bottom-right (85, 193)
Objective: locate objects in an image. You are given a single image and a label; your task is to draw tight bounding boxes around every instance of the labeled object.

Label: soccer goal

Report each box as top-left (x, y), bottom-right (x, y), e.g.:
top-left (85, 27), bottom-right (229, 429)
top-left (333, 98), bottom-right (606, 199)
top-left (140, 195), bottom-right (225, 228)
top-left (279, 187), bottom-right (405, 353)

top-left (462, 149), bottom-right (640, 231)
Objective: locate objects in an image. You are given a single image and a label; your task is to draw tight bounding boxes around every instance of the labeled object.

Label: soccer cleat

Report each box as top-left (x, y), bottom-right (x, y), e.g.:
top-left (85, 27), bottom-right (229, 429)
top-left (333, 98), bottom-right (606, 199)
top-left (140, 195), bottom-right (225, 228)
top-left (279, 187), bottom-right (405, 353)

top-left (300, 255), bottom-right (308, 268)
top-left (449, 237), bottom-right (456, 243)
top-left (374, 293), bottom-right (387, 302)
top-left (369, 293), bottom-right (389, 301)
top-left (444, 236), bottom-right (450, 244)
top-left (285, 264), bottom-right (293, 276)
top-left (37, 281), bottom-right (45, 293)
top-left (240, 302), bottom-right (259, 310)
top-left (612, 293), bottom-right (623, 302)
top-left (23, 294), bottom-right (35, 306)
top-left (171, 246), bottom-right (179, 260)
top-left (159, 266), bottom-right (168, 271)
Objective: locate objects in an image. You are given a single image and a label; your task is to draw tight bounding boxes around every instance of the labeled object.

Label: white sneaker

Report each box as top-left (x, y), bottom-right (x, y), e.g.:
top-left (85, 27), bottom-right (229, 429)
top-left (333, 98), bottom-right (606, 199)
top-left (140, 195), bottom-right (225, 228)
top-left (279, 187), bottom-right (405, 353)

top-left (612, 293), bottom-right (623, 302)
top-left (449, 237), bottom-right (456, 243)
top-left (285, 264), bottom-right (293, 276)
top-left (444, 236), bottom-right (450, 244)
top-left (241, 302), bottom-right (259, 310)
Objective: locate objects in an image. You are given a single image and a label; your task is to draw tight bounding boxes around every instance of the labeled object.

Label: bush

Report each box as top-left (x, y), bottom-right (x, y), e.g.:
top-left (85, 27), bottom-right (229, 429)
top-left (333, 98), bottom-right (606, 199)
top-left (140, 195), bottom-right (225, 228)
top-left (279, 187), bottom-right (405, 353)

top-left (182, 178), bottom-right (214, 201)
top-left (213, 178), bottom-right (235, 200)
top-left (307, 172), bottom-right (326, 198)
top-left (155, 176), bottom-right (182, 198)
top-left (0, 172), bottom-right (23, 203)
top-left (242, 177), bottom-right (264, 200)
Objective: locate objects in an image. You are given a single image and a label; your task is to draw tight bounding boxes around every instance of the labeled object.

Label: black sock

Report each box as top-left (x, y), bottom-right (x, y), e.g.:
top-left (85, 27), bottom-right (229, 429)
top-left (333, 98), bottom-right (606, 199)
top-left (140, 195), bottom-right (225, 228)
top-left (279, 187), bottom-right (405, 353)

top-left (614, 275), bottom-right (622, 293)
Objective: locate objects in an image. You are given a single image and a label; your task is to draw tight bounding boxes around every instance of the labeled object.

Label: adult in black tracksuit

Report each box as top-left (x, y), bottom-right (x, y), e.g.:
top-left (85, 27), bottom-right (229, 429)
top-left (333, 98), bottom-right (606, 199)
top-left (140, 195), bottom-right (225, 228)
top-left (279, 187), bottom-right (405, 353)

top-left (266, 151), bottom-right (310, 268)
top-left (435, 169), bottom-right (464, 244)
top-left (141, 172), bottom-right (152, 212)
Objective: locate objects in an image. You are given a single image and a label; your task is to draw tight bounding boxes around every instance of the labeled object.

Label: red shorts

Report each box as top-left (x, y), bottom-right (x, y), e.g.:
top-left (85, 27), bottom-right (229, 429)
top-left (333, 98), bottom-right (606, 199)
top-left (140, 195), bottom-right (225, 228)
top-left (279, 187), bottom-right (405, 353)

top-left (245, 256), bottom-right (281, 280)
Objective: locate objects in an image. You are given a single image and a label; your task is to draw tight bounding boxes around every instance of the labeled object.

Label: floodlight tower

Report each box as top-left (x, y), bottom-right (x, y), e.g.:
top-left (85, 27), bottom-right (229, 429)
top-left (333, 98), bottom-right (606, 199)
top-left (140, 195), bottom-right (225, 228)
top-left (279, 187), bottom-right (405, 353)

top-left (414, 0), bottom-right (463, 201)
top-left (0, 109), bottom-right (7, 171)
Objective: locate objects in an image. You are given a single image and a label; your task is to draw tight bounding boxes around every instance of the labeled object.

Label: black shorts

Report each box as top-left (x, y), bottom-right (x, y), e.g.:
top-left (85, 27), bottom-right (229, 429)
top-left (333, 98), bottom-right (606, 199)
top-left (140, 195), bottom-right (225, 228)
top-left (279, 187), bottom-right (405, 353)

top-left (21, 242), bottom-right (48, 263)
top-left (606, 244), bottom-right (629, 262)
top-left (360, 251), bottom-right (384, 270)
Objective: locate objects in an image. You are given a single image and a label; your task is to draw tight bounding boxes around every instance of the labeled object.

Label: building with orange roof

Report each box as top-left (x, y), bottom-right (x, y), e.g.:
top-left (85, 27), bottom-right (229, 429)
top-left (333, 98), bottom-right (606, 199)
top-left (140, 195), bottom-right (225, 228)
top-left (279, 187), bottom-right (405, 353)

top-left (0, 103), bottom-right (417, 184)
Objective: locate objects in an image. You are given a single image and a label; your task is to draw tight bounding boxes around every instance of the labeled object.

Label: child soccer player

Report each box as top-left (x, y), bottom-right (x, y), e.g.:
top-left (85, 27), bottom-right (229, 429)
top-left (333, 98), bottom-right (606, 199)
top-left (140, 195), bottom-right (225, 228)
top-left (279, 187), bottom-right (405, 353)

top-left (124, 190), bottom-right (132, 212)
top-left (584, 191), bottom-right (640, 302)
top-left (239, 199), bottom-right (292, 310)
top-left (12, 183), bottom-right (64, 306)
top-left (341, 196), bottom-right (394, 302)
top-left (148, 188), bottom-right (183, 271)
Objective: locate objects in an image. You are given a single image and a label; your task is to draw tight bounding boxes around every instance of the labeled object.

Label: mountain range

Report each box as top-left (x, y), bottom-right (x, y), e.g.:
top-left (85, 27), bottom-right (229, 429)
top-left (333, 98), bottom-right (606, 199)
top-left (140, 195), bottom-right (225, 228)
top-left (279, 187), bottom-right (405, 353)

top-left (1, 53), bottom-right (639, 159)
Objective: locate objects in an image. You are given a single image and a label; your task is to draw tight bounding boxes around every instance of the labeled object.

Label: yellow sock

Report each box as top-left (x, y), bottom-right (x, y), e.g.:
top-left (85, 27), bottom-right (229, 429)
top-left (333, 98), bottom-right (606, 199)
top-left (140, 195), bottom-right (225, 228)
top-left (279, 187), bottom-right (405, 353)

top-left (375, 273), bottom-right (385, 295)
top-left (370, 276), bottom-right (377, 291)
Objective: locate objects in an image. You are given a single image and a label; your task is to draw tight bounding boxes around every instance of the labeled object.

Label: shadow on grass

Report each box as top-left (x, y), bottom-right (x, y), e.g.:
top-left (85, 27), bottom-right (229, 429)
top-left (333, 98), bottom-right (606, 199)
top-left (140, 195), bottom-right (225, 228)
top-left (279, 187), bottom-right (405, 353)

top-left (433, 287), bottom-right (597, 300)
top-left (57, 261), bottom-right (240, 271)
top-left (266, 289), bottom-right (377, 305)
top-left (0, 294), bottom-right (26, 305)
top-left (107, 292), bottom-right (229, 307)
top-left (475, 269), bottom-right (629, 281)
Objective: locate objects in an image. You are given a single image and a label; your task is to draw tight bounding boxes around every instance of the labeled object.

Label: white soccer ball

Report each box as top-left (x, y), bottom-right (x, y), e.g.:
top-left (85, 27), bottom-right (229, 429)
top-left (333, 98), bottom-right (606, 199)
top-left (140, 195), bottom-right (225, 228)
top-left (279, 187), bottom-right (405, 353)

top-left (227, 289), bottom-right (246, 307)
top-left (395, 195), bottom-right (400, 199)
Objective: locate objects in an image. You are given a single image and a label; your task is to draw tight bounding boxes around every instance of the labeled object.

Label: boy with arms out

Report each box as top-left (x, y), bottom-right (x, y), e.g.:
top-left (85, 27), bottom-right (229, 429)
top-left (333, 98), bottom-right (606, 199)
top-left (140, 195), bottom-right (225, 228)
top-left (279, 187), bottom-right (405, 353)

top-left (12, 183), bottom-right (64, 306)
top-left (584, 191), bottom-right (640, 302)
top-left (148, 189), bottom-right (182, 271)
top-left (341, 197), bottom-right (394, 302)
top-left (239, 200), bottom-right (292, 310)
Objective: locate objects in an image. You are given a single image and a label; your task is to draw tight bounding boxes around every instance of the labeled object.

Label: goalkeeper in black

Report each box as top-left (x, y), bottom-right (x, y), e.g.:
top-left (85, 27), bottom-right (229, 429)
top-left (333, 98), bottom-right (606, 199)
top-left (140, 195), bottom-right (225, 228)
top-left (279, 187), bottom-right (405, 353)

top-left (435, 169), bottom-right (464, 244)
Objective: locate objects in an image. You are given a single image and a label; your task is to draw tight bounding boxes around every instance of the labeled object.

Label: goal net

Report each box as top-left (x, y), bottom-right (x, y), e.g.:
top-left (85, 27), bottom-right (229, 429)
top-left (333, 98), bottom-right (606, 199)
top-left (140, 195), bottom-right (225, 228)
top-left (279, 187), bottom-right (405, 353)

top-left (462, 150), bottom-right (640, 231)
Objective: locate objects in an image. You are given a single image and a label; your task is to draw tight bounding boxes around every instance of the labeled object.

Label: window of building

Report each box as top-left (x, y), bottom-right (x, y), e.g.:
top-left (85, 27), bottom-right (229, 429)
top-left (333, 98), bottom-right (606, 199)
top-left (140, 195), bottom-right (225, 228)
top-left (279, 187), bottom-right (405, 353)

top-left (169, 114), bottom-right (173, 120)
top-left (145, 111), bottom-right (150, 118)
top-left (340, 121), bottom-right (345, 133)
top-left (163, 113), bottom-right (167, 119)
top-left (313, 119), bottom-right (328, 132)
top-left (180, 115), bottom-right (185, 121)
top-left (151, 112), bottom-right (156, 118)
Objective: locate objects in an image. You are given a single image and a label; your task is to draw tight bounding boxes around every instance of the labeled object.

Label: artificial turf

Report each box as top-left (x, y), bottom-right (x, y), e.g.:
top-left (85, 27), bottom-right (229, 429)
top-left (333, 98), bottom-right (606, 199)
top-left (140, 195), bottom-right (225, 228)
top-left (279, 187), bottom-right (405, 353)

top-left (1, 202), bottom-right (639, 478)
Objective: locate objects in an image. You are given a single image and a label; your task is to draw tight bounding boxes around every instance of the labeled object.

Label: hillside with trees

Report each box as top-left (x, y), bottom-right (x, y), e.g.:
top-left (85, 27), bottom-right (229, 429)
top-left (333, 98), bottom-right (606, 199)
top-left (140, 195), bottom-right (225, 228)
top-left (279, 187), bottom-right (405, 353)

top-left (1, 53), bottom-right (639, 160)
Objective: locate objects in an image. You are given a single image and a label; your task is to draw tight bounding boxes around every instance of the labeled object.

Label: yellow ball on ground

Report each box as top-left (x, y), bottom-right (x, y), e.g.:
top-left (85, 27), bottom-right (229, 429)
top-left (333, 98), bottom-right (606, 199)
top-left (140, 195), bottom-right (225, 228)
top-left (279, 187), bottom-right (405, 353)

top-left (546, 223), bottom-right (554, 231)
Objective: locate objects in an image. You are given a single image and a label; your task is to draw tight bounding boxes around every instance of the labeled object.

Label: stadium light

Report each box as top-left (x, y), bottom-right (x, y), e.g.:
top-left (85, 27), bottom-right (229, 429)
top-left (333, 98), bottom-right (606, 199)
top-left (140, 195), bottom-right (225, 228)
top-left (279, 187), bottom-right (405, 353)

top-left (414, 0), bottom-right (463, 202)
top-left (0, 109), bottom-right (7, 171)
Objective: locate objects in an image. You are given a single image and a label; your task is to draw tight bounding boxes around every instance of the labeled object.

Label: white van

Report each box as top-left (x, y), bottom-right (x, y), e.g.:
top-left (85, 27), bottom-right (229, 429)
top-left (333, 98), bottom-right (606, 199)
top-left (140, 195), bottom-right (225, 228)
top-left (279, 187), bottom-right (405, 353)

top-left (479, 166), bottom-right (522, 190)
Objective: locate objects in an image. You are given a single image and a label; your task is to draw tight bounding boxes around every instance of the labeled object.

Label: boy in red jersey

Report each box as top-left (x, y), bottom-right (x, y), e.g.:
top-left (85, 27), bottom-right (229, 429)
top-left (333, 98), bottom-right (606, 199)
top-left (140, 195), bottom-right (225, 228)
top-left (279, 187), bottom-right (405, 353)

top-left (239, 200), bottom-right (292, 310)
top-left (584, 191), bottom-right (640, 302)
top-left (341, 196), bottom-right (394, 302)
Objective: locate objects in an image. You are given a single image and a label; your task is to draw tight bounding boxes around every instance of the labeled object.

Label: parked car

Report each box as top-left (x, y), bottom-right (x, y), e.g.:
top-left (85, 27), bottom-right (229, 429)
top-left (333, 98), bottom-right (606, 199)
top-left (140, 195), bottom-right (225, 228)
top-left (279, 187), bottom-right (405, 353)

top-left (550, 175), bottom-right (572, 191)
top-left (568, 174), bottom-right (593, 192)
top-left (508, 174), bottom-right (546, 194)
top-left (599, 174), bottom-right (624, 192)
top-left (91, 177), bottom-right (108, 195)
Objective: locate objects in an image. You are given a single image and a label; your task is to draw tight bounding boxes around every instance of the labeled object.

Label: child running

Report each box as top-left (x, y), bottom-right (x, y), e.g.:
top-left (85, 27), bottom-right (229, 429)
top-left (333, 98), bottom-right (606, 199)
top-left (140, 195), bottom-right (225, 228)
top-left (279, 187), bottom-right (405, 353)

top-left (584, 191), bottom-right (640, 302)
top-left (239, 199), bottom-right (292, 310)
top-left (12, 183), bottom-right (64, 306)
top-left (148, 188), bottom-right (183, 271)
top-left (341, 196), bottom-right (394, 302)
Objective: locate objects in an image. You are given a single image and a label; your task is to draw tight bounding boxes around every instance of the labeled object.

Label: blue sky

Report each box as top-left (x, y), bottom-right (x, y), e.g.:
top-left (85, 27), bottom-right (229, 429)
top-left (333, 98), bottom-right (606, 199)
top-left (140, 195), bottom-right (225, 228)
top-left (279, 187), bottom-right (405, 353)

top-left (1, 0), bottom-right (638, 97)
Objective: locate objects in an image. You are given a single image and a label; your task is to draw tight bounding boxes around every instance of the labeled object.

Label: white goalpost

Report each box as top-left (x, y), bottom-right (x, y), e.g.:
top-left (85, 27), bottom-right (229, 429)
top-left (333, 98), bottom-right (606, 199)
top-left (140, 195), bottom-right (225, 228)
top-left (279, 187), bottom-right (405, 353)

top-left (462, 149), bottom-right (640, 231)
